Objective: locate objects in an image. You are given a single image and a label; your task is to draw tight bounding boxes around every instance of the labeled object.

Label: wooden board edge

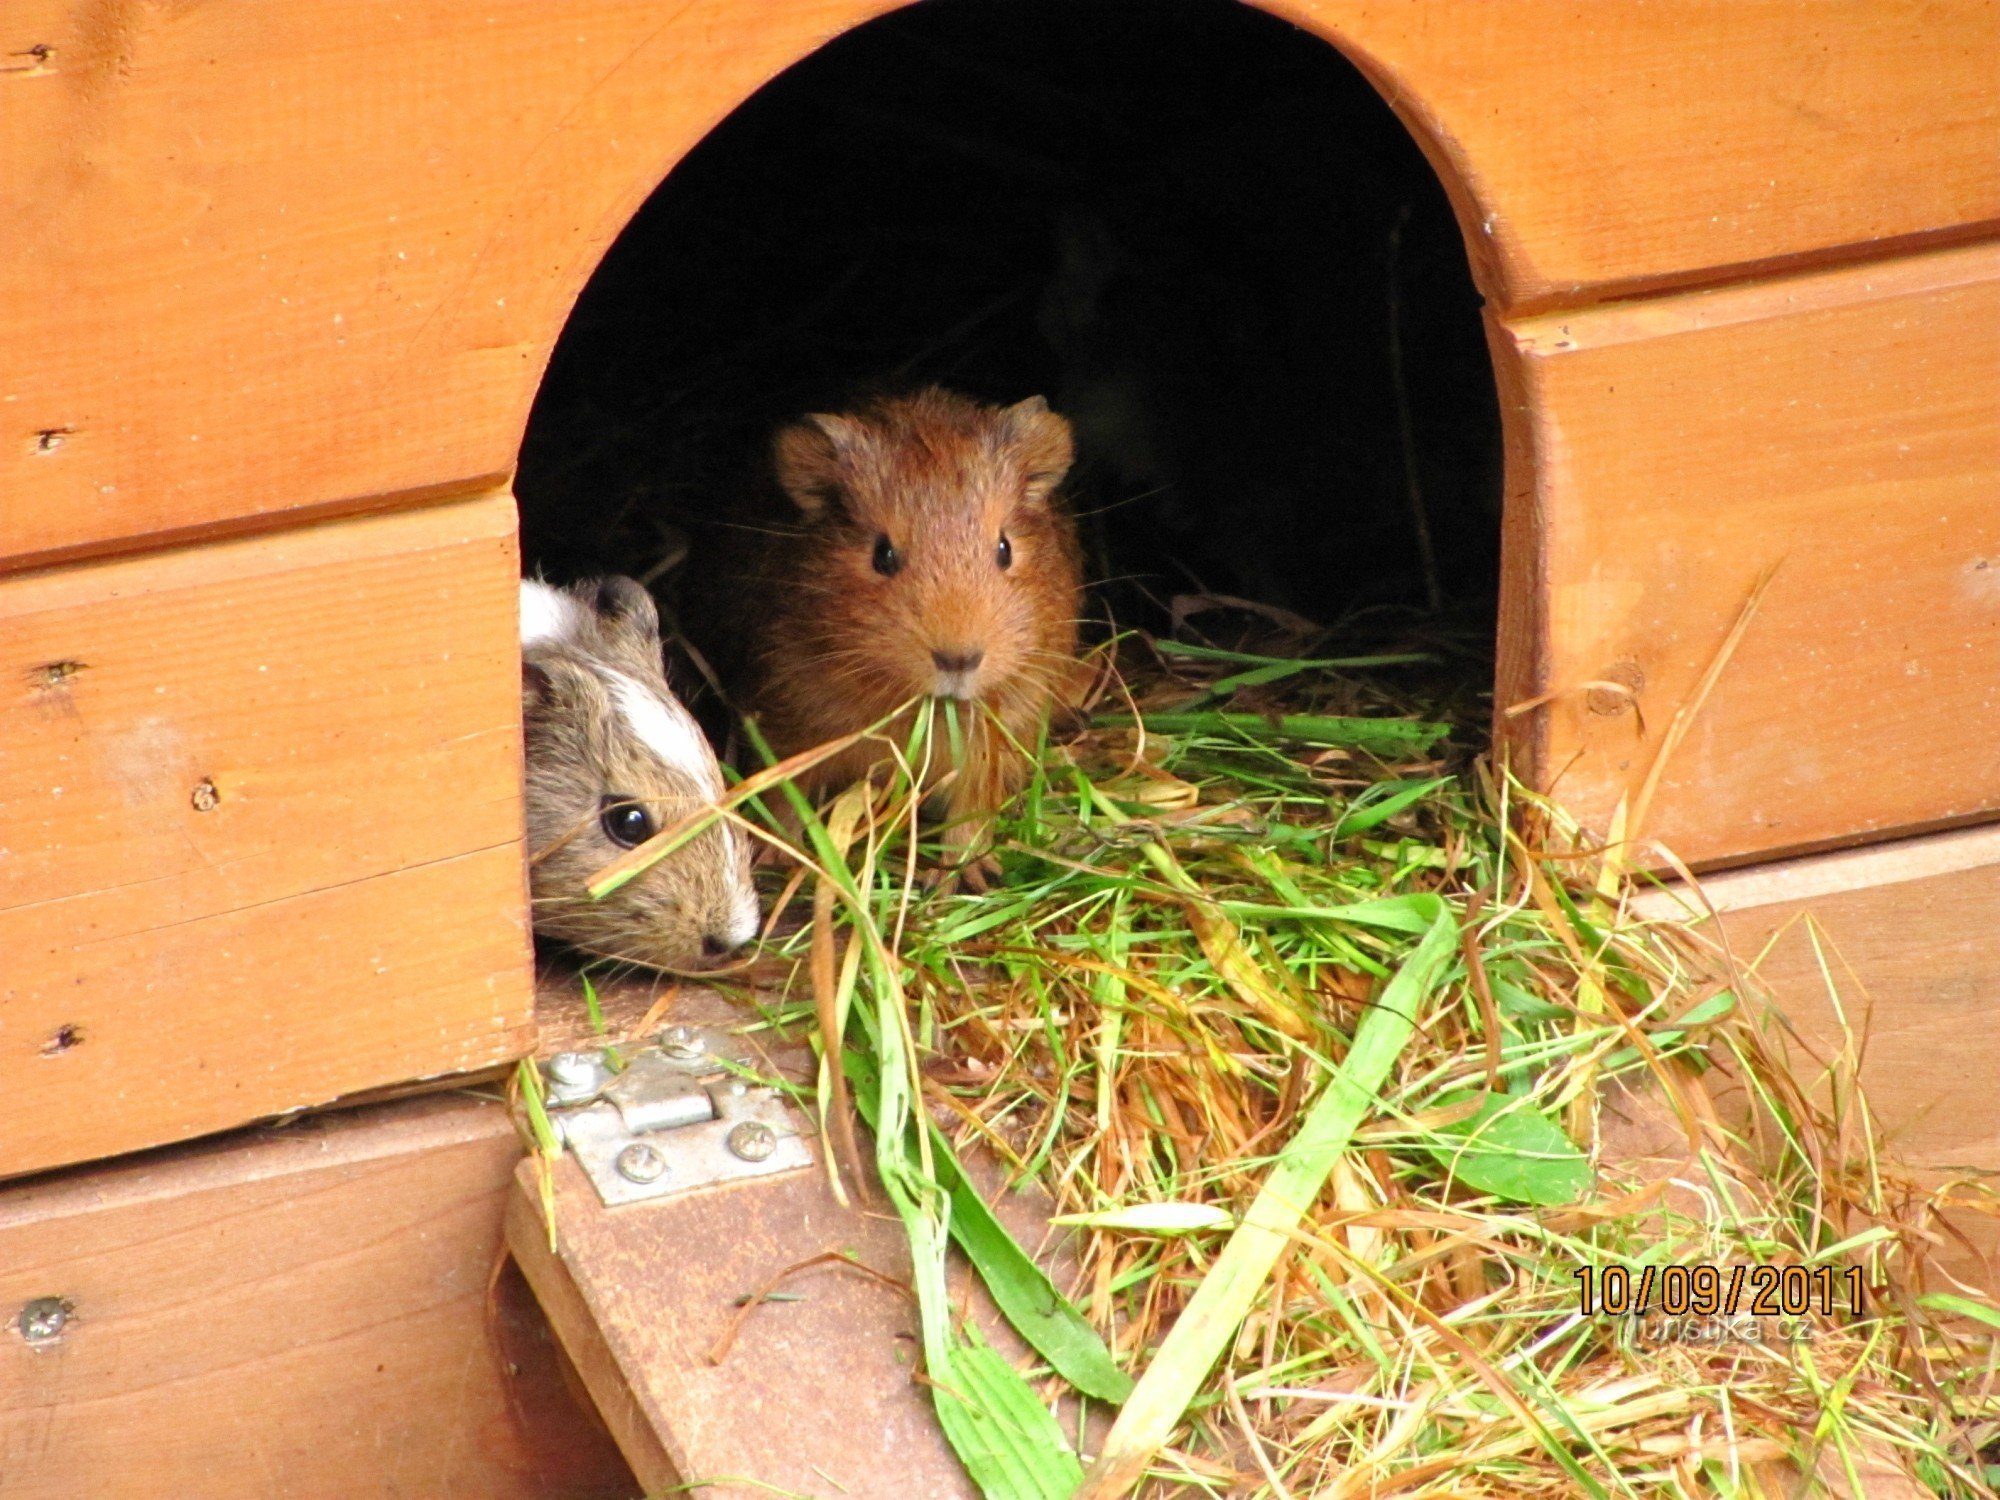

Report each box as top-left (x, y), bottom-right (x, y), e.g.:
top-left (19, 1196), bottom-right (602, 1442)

top-left (0, 473), bottom-right (517, 581)
top-left (1630, 821), bottom-right (2000, 923)
top-left (0, 1090), bottom-right (516, 1225)
top-left (0, 482), bottom-right (520, 609)
top-left (1505, 236), bottom-right (2000, 354)
top-left (505, 1161), bottom-right (683, 1495)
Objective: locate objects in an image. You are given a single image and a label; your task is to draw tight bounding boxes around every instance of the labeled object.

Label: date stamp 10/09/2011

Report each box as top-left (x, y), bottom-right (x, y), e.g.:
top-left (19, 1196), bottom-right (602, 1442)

top-left (1576, 1264), bottom-right (1867, 1348)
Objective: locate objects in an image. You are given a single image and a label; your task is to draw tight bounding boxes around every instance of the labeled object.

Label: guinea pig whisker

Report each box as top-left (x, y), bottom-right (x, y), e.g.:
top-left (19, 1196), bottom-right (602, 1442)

top-left (1062, 484), bottom-right (1175, 522)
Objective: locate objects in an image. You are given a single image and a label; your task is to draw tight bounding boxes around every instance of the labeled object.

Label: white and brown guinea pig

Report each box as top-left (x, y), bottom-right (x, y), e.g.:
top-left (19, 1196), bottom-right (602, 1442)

top-left (519, 575), bottom-right (758, 970)
top-left (708, 388), bottom-right (1084, 858)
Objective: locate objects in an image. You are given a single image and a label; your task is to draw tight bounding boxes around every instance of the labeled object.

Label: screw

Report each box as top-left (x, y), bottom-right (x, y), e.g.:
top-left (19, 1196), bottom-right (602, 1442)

top-left (547, 1051), bottom-right (599, 1090)
top-left (190, 778), bottom-right (220, 812)
top-left (726, 1121), bottom-right (777, 1162)
top-left (19, 1298), bottom-right (69, 1344)
top-left (660, 1025), bottom-right (704, 1061)
top-left (1586, 659), bottom-right (1645, 717)
top-left (615, 1142), bottom-right (667, 1184)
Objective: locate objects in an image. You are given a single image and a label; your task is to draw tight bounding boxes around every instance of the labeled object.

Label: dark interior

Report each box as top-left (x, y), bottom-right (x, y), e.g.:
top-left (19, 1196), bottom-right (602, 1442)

top-left (516, 0), bottom-right (1501, 679)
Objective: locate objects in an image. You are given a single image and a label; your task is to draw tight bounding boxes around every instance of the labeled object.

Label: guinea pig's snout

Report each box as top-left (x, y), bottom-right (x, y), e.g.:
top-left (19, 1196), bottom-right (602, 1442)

top-left (695, 883), bottom-right (762, 968)
top-left (930, 645), bottom-right (985, 701)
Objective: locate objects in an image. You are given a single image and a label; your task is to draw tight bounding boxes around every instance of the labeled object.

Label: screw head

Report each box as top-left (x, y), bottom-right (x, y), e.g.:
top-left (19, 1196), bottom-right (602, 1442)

top-left (615, 1142), bottom-right (668, 1184)
top-left (190, 778), bottom-right (220, 812)
top-left (726, 1121), bottom-right (777, 1163)
top-left (19, 1298), bottom-right (69, 1344)
top-left (547, 1051), bottom-right (599, 1089)
top-left (660, 1025), bottom-right (705, 1061)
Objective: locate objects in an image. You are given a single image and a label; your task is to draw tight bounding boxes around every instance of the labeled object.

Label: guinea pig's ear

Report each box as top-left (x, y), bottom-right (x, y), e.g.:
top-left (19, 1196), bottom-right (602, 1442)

top-left (1000, 396), bottom-right (1075, 508)
top-left (522, 658), bottom-right (556, 717)
top-left (591, 576), bottom-right (661, 642)
top-left (772, 413), bottom-right (862, 518)
top-left (521, 655), bottom-right (591, 719)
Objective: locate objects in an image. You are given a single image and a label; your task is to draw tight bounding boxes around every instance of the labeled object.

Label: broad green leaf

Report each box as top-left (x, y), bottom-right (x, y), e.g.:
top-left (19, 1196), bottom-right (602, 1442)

top-left (1083, 905), bottom-right (1454, 1492)
top-left (932, 1333), bottom-right (1085, 1498)
top-left (848, 1052), bottom-right (1132, 1405)
top-left (1428, 1091), bottom-right (1592, 1206)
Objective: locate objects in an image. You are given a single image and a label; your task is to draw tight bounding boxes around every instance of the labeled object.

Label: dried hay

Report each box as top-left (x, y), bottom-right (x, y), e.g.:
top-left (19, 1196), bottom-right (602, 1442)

top-left (585, 625), bottom-right (1999, 1498)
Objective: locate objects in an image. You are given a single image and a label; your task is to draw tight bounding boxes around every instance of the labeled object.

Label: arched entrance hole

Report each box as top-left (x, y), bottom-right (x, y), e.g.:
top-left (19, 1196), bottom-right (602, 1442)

top-left (517, 0), bottom-right (1500, 698)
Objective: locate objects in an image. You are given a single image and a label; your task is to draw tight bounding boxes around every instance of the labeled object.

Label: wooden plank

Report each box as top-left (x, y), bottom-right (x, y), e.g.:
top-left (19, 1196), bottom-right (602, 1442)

top-left (1633, 827), bottom-right (2000, 1291)
top-left (1634, 822), bottom-right (2000, 919)
top-left (512, 979), bottom-right (975, 1498)
top-left (0, 1093), bottom-right (636, 1500)
top-left (506, 1189), bottom-right (680, 1495)
top-left (512, 972), bottom-right (1095, 1497)
top-left (1496, 242), bottom-right (2000, 868)
top-left (4, 0), bottom-right (1995, 568)
top-left (1285, 0), bottom-right (2000, 308)
top-left (510, 1150), bottom-right (1067, 1500)
top-left (0, 0), bottom-right (903, 570)
top-left (0, 494), bottom-right (535, 1178)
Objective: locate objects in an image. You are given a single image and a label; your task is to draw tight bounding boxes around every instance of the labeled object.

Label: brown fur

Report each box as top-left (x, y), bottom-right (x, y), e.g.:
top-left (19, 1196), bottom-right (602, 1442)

top-left (715, 389), bottom-right (1083, 850)
top-left (522, 577), bottom-right (758, 970)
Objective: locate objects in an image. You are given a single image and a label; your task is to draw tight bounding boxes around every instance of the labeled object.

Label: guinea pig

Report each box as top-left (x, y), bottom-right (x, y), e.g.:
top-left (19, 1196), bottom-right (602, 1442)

top-left (705, 388), bottom-right (1083, 863)
top-left (519, 575), bottom-right (759, 970)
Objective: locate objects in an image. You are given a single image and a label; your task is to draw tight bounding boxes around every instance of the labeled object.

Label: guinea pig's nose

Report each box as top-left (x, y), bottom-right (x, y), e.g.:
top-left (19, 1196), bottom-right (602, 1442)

top-left (931, 646), bottom-right (985, 675)
top-left (701, 933), bottom-right (735, 961)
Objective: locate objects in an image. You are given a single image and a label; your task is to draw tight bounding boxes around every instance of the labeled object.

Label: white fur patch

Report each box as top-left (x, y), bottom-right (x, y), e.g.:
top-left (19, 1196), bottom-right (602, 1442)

top-left (724, 871), bottom-right (762, 949)
top-left (605, 670), bottom-right (723, 798)
top-left (519, 580), bottom-right (583, 648)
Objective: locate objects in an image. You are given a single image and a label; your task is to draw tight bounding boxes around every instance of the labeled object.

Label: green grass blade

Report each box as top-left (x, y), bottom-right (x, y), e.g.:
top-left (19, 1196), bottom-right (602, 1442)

top-left (848, 1051), bottom-right (1132, 1404)
top-left (1092, 710), bottom-right (1447, 753)
top-left (1076, 903), bottom-right (1456, 1496)
top-left (1332, 776), bottom-right (1452, 837)
top-left (943, 1167), bottom-right (1134, 1405)
top-left (1150, 640), bottom-right (1433, 670)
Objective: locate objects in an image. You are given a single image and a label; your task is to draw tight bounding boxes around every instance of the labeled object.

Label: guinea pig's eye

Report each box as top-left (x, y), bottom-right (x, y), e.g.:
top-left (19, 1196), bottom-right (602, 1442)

top-left (599, 796), bottom-right (656, 849)
top-left (872, 534), bottom-right (902, 577)
top-left (996, 532), bottom-right (1013, 571)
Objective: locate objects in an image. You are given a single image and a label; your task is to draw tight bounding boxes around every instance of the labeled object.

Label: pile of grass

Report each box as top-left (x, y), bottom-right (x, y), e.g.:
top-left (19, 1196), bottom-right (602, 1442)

top-left (592, 635), bottom-right (1999, 1498)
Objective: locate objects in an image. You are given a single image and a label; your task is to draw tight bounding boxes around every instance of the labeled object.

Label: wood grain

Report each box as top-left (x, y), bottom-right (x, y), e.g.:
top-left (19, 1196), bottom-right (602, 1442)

top-left (0, 1093), bottom-right (635, 1500)
top-left (4, 0), bottom-right (1994, 568)
top-left (1495, 241), bottom-right (2000, 868)
top-left (0, 494), bottom-right (535, 1177)
top-left (1283, 0), bottom-right (2000, 308)
top-left (513, 1145), bottom-right (1090, 1499)
top-left (511, 976), bottom-right (1098, 1496)
top-left (0, 0), bottom-right (902, 569)
top-left (1633, 828), bottom-right (2000, 1290)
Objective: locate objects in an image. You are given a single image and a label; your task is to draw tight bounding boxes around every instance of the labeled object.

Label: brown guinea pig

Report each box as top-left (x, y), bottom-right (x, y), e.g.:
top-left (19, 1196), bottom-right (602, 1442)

top-left (710, 388), bottom-right (1083, 861)
top-left (520, 576), bottom-right (758, 970)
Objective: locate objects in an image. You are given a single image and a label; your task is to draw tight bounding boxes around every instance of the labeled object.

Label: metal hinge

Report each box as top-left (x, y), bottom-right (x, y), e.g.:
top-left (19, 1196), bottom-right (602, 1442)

top-left (539, 1025), bottom-right (814, 1207)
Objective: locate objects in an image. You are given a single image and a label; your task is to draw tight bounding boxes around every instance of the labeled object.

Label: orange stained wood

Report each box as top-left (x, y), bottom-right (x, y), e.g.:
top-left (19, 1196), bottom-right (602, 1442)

top-left (1636, 824), bottom-right (2000, 1291)
top-left (0, 493), bottom-right (535, 1178)
top-left (509, 975), bottom-right (1098, 1497)
top-left (4, 0), bottom-right (1996, 570)
top-left (508, 1136), bottom-right (1086, 1497)
top-left (1494, 240), bottom-right (2000, 869)
top-left (1284, 0), bottom-right (2000, 305)
top-left (0, 1093), bottom-right (636, 1500)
